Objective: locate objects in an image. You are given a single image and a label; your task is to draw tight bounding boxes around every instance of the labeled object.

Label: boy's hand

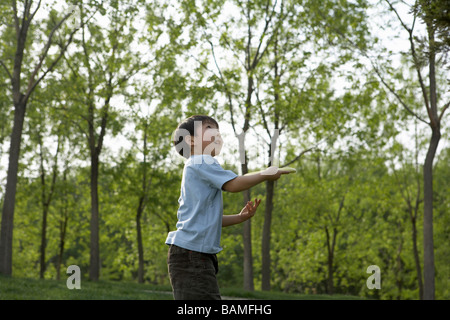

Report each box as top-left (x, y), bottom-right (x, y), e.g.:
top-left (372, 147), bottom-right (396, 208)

top-left (265, 168), bottom-right (291, 181)
top-left (239, 198), bottom-right (262, 222)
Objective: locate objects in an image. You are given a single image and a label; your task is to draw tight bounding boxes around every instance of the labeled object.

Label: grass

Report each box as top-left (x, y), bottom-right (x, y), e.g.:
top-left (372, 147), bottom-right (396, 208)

top-left (0, 275), bottom-right (364, 300)
top-left (0, 275), bottom-right (172, 300)
top-left (220, 287), bottom-right (364, 300)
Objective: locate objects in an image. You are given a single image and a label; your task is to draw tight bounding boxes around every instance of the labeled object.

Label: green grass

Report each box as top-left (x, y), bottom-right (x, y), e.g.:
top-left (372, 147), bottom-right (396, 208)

top-left (220, 287), bottom-right (364, 300)
top-left (0, 275), bottom-right (173, 300)
top-left (0, 275), bottom-right (363, 300)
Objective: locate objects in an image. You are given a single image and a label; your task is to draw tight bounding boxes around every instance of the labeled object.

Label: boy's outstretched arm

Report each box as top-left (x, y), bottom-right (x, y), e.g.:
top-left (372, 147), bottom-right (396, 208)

top-left (222, 169), bottom-right (289, 193)
top-left (222, 199), bottom-right (261, 227)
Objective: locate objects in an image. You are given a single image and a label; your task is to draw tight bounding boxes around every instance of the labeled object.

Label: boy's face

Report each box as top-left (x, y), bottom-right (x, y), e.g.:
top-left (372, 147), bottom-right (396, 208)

top-left (187, 122), bottom-right (223, 157)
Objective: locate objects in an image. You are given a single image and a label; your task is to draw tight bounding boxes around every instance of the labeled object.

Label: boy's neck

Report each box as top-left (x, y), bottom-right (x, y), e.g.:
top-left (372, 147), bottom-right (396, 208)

top-left (190, 152), bottom-right (215, 157)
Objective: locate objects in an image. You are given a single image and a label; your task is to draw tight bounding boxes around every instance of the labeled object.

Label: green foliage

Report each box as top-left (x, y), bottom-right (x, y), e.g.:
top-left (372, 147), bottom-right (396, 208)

top-left (0, 0), bottom-right (448, 300)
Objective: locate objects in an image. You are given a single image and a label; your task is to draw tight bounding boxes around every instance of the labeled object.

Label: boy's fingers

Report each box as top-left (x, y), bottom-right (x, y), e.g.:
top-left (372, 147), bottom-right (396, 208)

top-left (244, 199), bottom-right (262, 214)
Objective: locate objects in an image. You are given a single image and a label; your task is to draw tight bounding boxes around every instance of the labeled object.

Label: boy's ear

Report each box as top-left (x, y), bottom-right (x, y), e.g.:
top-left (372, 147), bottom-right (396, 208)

top-left (184, 135), bottom-right (194, 146)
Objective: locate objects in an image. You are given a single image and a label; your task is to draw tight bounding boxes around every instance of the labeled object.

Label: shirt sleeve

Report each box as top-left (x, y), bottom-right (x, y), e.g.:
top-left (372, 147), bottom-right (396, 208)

top-left (197, 156), bottom-right (238, 190)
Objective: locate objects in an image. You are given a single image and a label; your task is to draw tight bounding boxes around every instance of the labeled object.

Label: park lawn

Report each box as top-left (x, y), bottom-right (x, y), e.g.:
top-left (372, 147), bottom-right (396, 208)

top-left (220, 287), bottom-right (364, 300)
top-left (0, 275), bottom-right (363, 300)
top-left (0, 275), bottom-right (172, 300)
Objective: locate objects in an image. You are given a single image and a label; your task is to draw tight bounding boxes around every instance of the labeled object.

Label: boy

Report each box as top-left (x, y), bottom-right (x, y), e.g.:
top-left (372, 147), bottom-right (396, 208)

top-left (166, 115), bottom-right (291, 300)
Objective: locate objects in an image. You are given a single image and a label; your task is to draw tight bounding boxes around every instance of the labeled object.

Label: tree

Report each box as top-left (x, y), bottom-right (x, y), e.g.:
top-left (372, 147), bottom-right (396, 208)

top-left (36, 120), bottom-right (61, 279)
top-left (390, 122), bottom-right (424, 299)
top-left (255, 0), bottom-right (372, 291)
top-left (61, 1), bottom-right (145, 281)
top-left (0, 0), bottom-right (80, 276)
top-left (376, 0), bottom-right (449, 299)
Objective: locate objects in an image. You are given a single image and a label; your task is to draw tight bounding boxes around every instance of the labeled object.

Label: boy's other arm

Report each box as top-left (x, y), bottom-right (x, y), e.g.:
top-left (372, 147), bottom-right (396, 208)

top-left (222, 170), bottom-right (288, 193)
top-left (222, 199), bottom-right (261, 227)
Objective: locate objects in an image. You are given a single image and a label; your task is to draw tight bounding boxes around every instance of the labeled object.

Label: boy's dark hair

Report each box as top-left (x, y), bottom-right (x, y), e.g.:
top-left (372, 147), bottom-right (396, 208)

top-left (173, 115), bottom-right (219, 158)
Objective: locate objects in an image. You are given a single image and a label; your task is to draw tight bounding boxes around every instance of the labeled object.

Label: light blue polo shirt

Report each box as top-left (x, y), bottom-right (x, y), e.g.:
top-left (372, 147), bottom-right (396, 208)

top-left (165, 155), bottom-right (238, 254)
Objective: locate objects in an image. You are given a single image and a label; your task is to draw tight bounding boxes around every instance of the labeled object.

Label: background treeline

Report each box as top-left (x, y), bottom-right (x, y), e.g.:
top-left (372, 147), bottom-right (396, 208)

top-left (0, 0), bottom-right (448, 300)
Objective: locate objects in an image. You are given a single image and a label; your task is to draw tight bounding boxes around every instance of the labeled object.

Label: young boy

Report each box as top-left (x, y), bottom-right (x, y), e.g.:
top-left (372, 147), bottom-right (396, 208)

top-left (166, 115), bottom-right (290, 300)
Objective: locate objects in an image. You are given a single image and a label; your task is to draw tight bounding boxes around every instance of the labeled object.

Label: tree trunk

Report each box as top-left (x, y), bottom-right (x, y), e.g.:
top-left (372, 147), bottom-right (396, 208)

top-left (56, 166), bottom-right (69, 281)
top-left (395, 235), bottom-right (403, 300)
top-left (89, 152), bottom-right (100, 281)
top-left (422, 127), bottom-right (440, 300)
top-left (86, 88), bottom-right (110, 283)
top-left (242, 160), bottom-right (254, 291)
top-left (325, 226), bottom-right (337, 295)
top-left (57, 204), bottom-right (69, 281)
top-left (0, 101), bottom-right (26, 275)
top-left (136, 197), bottom-right (145, 283)
top-left (38, 133), bottom-right (59, 279)
top-left (411, 215), bottom-right (423, 300)
top-left (39, 203), bottom-right (49, 279)
top-left (261, 179), bottom-right (274, 291)
top-left (242, 72), bottom-right (254, 291)
top-left (136, 124), bottom-right (150, 284)
top-left (422, 23), bottom-right (440, 300)
top-left (261, 33), bottom-right (281, 290)
top-left (411, 122), bottom-right (424, 300)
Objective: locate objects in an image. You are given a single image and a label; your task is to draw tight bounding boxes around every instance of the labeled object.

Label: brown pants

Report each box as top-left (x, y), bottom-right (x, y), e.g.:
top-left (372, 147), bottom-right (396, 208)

top-left (167, 244), bottom-right (221, 300)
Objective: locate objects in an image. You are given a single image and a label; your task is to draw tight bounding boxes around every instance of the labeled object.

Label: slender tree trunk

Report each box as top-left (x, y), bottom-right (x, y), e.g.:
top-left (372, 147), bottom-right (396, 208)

top-left (261, 180), bottom-right (274, 291)
top-left (136, 124), bottom-right (151, 284)
top-left (422, 23), bottom-right (440, 300)
top-left (325, 196), bottom-right (344, 295)
top-left (411, 214), bottom-right (423, 300)
top-left (39, 203), bottom-right (49, 279)
top-left (38, 133), bottom-right (59, 279)
top-left (57, 204), bottom-right (69, 281)
top-left (325, 226), bottom-right (337, 295)
top-left (39, 137), bottom-right (49, 279)
top-left (89, 152), bottom-right (100, 281)
top-left (137, 127), bottom-right (146, 284)
top-left (422, 128), bottom-right (439, 300)
top-left (242, 71), bottom-right (254, 291)
top-left (0, 101), bottom-right (26, 275)
top-left (0, 13), bottom-right (30, 276)
top-left (136, 199), bottom-right (145, 283)
top-left (395, 234), bottom-right (403, 300)
top-left (243, 212), bottom-right (253, 290)
top-left (261, 36), bottom-right (280, 290)
top-left (242, 161), bottom-right (254, 291)
top-left (412, 121), bottom-right (424, 300)
top-left (86, 75), bottom-right (111, 283)
top-left (57, 166), bottom-right (69, 281)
